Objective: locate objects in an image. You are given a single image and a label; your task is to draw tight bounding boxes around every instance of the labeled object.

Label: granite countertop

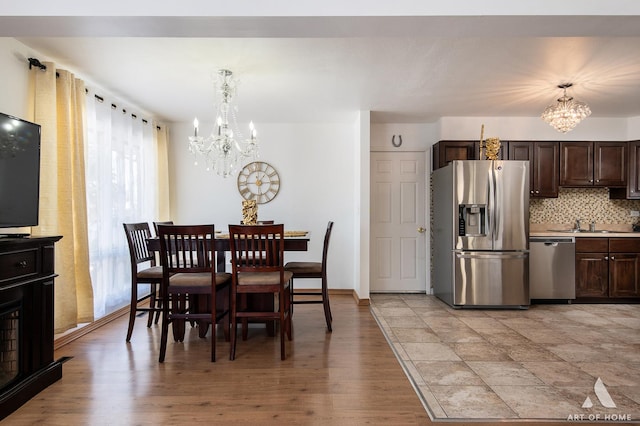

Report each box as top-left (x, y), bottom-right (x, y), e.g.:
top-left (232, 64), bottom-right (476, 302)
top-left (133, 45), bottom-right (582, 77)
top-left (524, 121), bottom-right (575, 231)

top-left (530, 223), bottom-right (640, 238)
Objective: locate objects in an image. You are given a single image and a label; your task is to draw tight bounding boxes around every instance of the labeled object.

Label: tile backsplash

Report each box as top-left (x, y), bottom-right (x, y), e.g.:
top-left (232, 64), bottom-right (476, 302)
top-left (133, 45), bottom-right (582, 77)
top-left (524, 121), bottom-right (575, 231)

top-left (530, 188), bottom-right (640, 225)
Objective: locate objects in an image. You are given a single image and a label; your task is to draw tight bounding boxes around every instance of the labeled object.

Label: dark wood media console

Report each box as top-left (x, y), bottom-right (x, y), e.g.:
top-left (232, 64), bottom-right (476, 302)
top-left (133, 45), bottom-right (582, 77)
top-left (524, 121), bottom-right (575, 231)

top-left (0, 236), bottom-right (62, 420)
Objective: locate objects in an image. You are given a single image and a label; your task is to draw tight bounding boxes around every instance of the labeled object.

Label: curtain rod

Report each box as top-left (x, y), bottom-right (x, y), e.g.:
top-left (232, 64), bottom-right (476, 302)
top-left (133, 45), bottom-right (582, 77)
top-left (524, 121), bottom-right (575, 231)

top-left (28, 56), bottom-right (162, 131)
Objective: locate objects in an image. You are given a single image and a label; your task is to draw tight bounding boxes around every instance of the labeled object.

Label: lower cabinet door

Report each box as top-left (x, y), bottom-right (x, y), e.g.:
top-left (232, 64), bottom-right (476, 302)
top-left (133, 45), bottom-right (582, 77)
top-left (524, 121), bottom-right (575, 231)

top-left (609, 253), bottom-right (640, 298)
top-left (575, 253), bottom-right (609, 297)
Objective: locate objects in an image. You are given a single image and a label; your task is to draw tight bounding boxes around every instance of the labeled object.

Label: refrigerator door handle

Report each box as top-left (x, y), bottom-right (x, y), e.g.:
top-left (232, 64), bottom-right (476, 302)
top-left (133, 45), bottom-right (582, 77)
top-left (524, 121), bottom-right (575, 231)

top-left (488, 162), bottom-right (496, 244)
top-left (455, 251), bottom-right (528, 260)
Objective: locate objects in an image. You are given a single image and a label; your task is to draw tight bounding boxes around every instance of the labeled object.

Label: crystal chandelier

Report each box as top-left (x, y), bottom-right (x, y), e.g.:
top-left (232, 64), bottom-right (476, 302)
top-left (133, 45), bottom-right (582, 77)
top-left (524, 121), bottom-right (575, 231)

top-left (188, 69), bottom-right (258, 177)
top-left (541, 83), bottom-right (591, 133)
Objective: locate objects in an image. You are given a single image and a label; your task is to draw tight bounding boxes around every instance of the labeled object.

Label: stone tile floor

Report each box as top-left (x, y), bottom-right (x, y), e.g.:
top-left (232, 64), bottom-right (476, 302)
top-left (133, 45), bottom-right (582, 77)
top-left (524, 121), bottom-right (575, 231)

top-left (370, 294), bottom-right (640, 421)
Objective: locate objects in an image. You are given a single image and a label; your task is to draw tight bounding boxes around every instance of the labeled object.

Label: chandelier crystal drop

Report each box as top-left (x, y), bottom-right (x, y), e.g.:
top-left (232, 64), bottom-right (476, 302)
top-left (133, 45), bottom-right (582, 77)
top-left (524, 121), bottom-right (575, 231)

top-left (188, 69), bottom-right (258, 177)
top-left (541, 83), bottom-right (591, 133)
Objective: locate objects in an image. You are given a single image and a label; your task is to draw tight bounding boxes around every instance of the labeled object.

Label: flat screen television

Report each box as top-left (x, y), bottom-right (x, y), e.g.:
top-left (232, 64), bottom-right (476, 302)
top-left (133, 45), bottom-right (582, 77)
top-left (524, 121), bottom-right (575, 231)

top-left (0, 112), bottom-right (41, 231)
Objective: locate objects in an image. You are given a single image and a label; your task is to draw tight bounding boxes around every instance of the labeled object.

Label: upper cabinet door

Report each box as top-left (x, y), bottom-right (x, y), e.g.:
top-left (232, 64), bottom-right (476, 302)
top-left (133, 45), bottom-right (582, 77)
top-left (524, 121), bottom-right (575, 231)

top-left (534, 142), bottom-right (560, 197)
top-left (628, 140), bottom-right (640, 199)
top-left (432, 140), bottom-right (510, 171)
top-left (594, 141), bottom-right (627, 187)
top-left (509, 141), bottom-right (558, 198)
top-left (432, 140), bottom-right (477, 170)
top-left (560, 141), bottom-right (627, 188)
top-left (560, 142), bottom-right (594, 186)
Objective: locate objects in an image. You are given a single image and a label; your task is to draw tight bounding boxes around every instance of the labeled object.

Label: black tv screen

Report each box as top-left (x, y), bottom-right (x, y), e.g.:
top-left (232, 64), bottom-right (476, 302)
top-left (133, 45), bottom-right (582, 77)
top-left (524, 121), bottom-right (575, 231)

top-left (0, 112), bottom-right (41, 229)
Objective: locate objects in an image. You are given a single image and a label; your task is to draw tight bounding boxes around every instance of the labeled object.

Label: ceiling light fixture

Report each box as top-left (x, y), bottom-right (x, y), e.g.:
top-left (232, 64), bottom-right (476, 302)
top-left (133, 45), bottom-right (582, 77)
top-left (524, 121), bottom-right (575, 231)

top-left (541, 83), bottom-right (591, 133)
top-left (188, 69), bottom-right (258, 177)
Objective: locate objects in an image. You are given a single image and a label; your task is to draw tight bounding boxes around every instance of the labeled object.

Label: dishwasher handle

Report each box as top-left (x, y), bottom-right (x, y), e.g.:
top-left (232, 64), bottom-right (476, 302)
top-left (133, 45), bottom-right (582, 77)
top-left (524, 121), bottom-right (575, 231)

top-left (530, 237), bottom-right (576, 245)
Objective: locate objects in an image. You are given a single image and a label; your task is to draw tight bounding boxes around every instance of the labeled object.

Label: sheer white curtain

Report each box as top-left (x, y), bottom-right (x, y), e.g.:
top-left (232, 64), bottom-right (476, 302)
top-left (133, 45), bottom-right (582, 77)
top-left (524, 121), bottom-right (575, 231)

top-left (84, 93), bottom-right (159, 318)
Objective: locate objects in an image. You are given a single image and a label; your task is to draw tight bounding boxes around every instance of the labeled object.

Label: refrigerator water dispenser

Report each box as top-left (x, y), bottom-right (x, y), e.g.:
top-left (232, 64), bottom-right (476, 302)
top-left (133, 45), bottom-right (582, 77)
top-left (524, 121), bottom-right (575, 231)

top-left (458, 204), bottom-right (486, 236)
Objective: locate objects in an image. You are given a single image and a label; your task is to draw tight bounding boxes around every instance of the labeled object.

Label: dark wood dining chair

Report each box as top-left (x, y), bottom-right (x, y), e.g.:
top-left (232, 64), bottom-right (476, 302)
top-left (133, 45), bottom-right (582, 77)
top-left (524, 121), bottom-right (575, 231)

top-left (123, 222), bottom-right (164, 342)
top-left (285, 221), bottom-right (334, 331)
top-left (228, 224), bottom-right (293, 360)
top-left (157, 224), bottom-right (231, 362)
top-left (153, 220), bottom-right (174, 235)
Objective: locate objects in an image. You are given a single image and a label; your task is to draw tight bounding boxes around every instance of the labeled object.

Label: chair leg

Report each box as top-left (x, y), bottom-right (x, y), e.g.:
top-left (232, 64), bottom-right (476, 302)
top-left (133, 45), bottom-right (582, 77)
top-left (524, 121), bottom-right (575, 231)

top-left (240, 294), bottom-right (249, 340)
top-left (222, 314), bottom-right (230, 342)
top-left (322, 277), bottom-right (332, 332)
top-left (221, 286), bottom-right (231, 342)
top-left (285, 285), bottom-right (293, 341)
top-left (230, 290), bottom-right (238, 361)
top-left (195, 295), bottom-right (210, 338)
top-left (289, 278), bottom-right (294, 316)
top-left (242, 319), bottom-right (249, 340)
top-left (172, 295), bottom-right (186, 342)
top-left (126, 284), bottom-right (138, 342)
top-left (153, 283), bottom-right (162, 324)
top-left (147, 285), bottom-right (157, 327)
top-left (210, 293), bottom-right (216, 363)
top-left (159, 295), bottom-right (170, 363)
top-left (279, 292), bottom-right (286, 360)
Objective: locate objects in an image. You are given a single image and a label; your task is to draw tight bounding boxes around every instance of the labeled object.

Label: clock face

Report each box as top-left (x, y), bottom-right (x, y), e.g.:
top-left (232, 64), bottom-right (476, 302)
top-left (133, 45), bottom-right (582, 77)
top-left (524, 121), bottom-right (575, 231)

top-left (237, 161), bottom-right (280, 204)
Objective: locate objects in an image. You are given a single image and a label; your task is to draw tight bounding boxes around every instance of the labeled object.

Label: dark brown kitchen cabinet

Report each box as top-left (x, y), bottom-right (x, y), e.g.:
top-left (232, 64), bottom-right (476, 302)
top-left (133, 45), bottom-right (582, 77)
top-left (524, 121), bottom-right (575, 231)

top-left (575, 238), bottom-right (609, 298)
top-left (509, 141), bottom-right (559, 198)
top-left (575, 237), bottom-right (640, 300)
top-left (432, 140), bottom-right (509, 170)
top-left (433, 140), bottom-right (477, 170)
top-left (560, 141), bottom-right (627, 187)
top-left (609, 239), bottom-right (640, 298)
top-left (627, 140), bottom-right (640, 199)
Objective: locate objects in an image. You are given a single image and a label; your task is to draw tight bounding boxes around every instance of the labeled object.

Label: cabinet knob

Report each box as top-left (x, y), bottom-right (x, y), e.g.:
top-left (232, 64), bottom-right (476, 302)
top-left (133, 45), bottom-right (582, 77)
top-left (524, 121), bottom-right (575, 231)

top-left (611, 256), bottom-right (615, 260)
top-left (589, 179), bottom-right (594, 183)
top-left (605, 256), bottom-right (609, 260)
top-left (16, 260), bottom-right (28, 268)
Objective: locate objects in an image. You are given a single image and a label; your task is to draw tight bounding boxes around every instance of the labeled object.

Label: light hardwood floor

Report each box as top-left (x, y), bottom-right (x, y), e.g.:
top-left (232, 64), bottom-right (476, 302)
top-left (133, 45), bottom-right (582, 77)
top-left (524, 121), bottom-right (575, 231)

top-left (6, 294), bottom-right (580, 425)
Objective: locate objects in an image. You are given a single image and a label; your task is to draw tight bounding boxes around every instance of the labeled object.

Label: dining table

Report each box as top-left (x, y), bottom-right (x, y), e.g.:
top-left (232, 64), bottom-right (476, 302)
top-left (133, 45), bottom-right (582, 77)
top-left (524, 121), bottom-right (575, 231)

top-left (146, 229), bottom-right (310, 339)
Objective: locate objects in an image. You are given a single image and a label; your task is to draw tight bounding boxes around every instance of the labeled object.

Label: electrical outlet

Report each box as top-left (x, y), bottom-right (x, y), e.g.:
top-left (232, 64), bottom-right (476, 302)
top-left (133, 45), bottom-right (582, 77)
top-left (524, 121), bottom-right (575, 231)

top-left (631, 210), bottom-right (640, 217)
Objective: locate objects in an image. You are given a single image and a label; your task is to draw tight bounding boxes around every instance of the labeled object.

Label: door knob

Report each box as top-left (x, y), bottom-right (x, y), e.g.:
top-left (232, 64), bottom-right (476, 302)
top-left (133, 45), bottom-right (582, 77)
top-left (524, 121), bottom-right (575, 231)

top-left (417, 227), bottom-right (426, 233)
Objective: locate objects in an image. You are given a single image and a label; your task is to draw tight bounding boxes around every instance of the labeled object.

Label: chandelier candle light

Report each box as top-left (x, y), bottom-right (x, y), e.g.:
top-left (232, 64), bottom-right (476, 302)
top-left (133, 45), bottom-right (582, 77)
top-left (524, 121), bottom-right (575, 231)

top-left (541, 83), bottom-right (591, 133)
top-left (188, 69), bottom-right (259, 177)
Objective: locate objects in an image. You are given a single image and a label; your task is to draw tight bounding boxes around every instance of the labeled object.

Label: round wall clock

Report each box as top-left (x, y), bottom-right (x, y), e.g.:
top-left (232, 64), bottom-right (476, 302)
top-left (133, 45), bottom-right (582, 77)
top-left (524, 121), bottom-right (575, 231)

top-left (237, 161), bottom-right (281, 204)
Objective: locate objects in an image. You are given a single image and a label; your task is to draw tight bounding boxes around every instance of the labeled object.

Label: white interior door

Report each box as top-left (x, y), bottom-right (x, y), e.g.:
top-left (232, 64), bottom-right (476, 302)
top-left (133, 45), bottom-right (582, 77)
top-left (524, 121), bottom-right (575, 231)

top-left (370, 151), bottom-right (427, 292)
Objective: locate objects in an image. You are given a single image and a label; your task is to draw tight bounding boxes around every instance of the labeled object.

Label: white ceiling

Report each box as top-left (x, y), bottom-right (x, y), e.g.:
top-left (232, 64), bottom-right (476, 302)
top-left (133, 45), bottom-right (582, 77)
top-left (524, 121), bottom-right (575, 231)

top-left (4, 13), bottom-right (640, 124)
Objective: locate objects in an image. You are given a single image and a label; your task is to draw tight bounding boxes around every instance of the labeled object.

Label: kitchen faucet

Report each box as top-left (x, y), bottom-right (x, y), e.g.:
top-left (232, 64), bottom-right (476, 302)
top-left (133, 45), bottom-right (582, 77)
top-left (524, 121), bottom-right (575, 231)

top-left (575, 219), bottom-right (581, 231)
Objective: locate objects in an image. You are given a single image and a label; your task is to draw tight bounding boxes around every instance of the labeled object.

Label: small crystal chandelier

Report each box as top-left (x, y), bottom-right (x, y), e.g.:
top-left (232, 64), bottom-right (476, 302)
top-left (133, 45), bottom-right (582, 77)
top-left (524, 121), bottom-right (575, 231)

top-left (188, 69), bottom-right (258, 177)
top-left (541, 83), bottom-right (591, 133)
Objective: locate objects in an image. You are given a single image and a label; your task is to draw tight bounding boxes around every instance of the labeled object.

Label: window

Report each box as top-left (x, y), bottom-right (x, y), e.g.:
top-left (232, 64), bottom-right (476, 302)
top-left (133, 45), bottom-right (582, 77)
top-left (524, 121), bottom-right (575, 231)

top-left (84, 95), bottom-right (158, 318)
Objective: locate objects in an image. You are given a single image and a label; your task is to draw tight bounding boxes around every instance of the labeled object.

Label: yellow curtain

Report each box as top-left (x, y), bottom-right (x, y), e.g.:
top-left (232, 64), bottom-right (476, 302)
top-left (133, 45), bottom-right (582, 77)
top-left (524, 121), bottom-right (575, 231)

top-left (28, 64), bottom-right (94, 333)
top-left (156, 124), bottom-right (171, 220)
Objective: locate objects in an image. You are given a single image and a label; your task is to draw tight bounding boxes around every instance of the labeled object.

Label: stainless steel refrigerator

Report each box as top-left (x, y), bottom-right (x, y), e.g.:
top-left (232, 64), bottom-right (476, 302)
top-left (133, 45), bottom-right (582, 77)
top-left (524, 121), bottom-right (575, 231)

top-left (432, 160), bottom-right (530, 308)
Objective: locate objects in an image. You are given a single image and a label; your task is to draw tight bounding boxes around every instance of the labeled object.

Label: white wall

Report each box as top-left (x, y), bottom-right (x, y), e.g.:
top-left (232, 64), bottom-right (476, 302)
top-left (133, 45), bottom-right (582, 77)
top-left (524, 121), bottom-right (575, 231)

top-left (168, 120), bottom-right (357, 291)
top-left (3, 1), bottom-right (637, 16)
top-left (370, 123), bottom-right (440, 151)
top-left (0, 38), bottom-right (37, 120)
top-left (628, 116), bottom-right (640, 140)
top-left (0, 38), bottom-right (49, 234)
top-left (356, 112), bottom-right (370, 301)
top-left (438, 116), bottom-right (630, 141)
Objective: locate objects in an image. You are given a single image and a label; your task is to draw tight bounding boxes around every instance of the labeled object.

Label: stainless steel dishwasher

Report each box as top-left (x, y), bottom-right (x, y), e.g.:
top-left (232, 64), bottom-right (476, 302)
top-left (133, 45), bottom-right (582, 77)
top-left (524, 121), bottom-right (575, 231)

top-left (529, 237), bottom-right (576, 300)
